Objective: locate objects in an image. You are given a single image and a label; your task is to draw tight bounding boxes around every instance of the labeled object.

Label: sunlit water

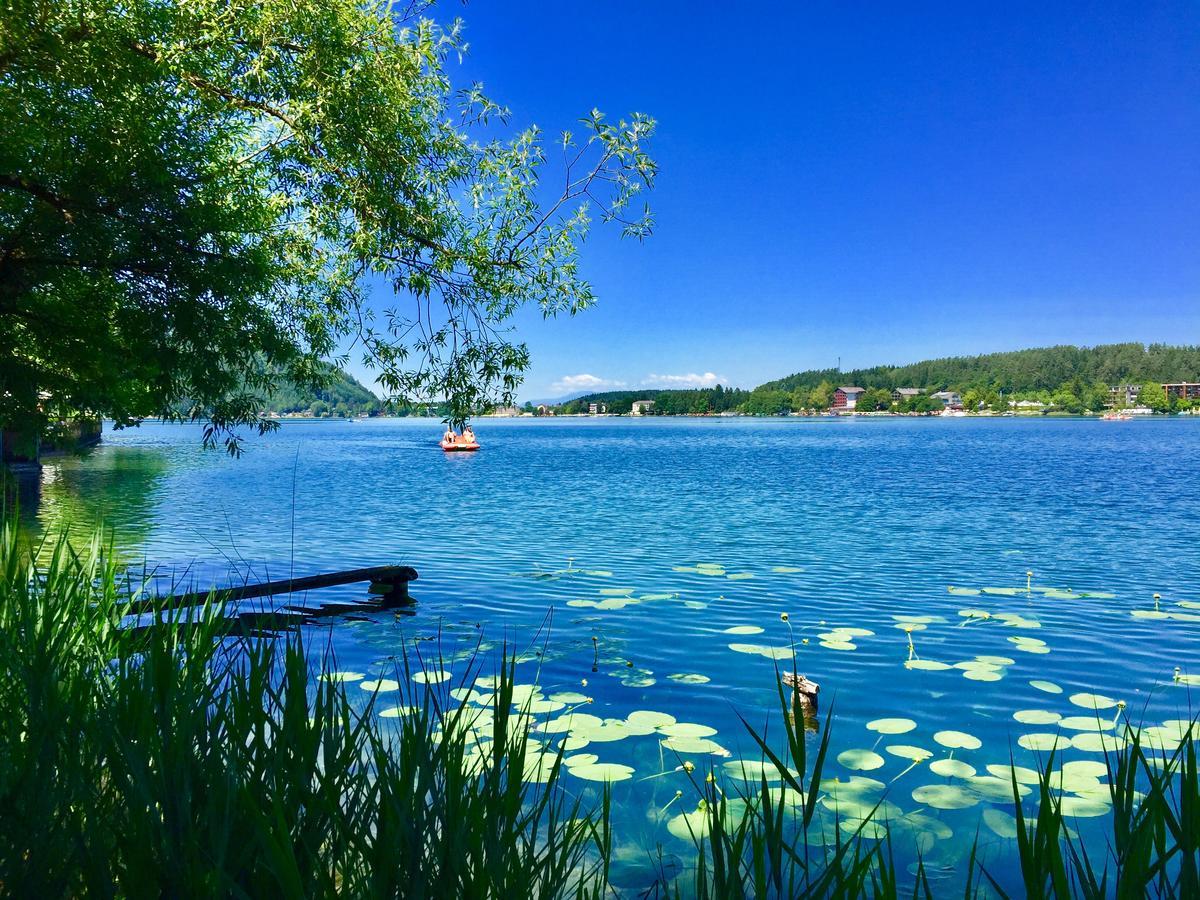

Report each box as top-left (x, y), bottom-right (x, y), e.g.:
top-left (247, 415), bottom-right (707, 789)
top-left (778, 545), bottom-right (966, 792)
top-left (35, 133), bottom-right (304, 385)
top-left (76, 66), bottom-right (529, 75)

top-left (17, 416), bottom-right (1200, 892)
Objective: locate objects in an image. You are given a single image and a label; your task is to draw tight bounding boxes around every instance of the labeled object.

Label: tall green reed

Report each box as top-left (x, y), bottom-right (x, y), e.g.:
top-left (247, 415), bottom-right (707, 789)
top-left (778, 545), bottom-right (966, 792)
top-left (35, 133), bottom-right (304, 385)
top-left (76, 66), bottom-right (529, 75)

top-left (0, 526), bottom-right (608, 897)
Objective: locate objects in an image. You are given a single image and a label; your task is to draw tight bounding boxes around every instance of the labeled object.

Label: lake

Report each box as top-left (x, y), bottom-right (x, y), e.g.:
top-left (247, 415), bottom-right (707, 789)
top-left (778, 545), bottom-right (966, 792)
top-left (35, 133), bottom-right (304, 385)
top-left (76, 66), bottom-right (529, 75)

top-left (18, 416), bottom-right (1200, 891)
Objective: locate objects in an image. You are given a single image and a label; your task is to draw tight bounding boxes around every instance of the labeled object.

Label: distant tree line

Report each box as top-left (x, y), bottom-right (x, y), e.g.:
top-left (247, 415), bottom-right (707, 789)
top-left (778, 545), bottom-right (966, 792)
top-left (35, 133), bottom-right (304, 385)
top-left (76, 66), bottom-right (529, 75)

top-left (757, 343), bottom-right (1200, 394)
top-left (556, 386), bottom-right (751, 415)
top-left (544, 344), bottom-right (1200, 417)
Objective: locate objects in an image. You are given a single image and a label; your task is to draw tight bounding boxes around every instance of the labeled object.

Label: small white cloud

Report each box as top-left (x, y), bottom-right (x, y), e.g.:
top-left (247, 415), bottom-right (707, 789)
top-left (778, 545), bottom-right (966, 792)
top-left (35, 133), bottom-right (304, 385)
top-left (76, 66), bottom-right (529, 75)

top-left (641, 372), bottom-right (724, 389)
top-left (551, 373), bottom-right (626, 393)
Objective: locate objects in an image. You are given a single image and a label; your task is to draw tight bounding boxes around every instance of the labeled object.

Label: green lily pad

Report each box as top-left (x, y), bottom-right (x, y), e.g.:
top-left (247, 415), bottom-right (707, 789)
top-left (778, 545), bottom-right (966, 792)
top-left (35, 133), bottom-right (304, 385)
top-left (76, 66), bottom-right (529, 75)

top-left (412, 670), bottom-right (450, 685)
top-left (627, 710), bottom-right (676, 729)
top-left (1013, 710), bottom-right (1062, 725)
top-left (1068, 692), bottom-right (1119, 711)
top-left (667, 673), bottom-right (711, 684)
top-left (983, 808), bottom-right (1019, 839)
top-left (866, 718), bottom-right (917, 735)
top-left (820, 640), bottom-right (857, 651)
top-left (905, 659), bottom-right (953, 671)
top-left (728, 643), bottom-right (793, 659)
top-left (772, 566), bottom-right (804, 573)
top-left (1057, 715), bottom-right (1111, 732)
top-left (929, 758), bottom-right (976, 778)
top-left (985, 763), bottom-right (1041, 785)
top-left (563, 753), bottom-right (599, 767)
top-left (723, 625), bottom-right (764, 635)
top-left (886, 745), bottom-right (933, 761)
top-left (548, 691), bottom-right (591, 704)
top-left (1072, 732), bottom-right (1126, 752)
top-left (320, 671), bottom-right (365, 683)
top-left (1058, 796), bottom-right (1111, 818)
top-left (570, 762), bottom-right (635, 782)
top-left (837, 749), bottom-right (885, 771)
top-left (359, 678), bottom-right (401, 693)
top-left (661, 736), bottom-right (726, 755)
top-left (933, 730), bottom-right (982, 750)
top-left (667, 809), bottom-right (711, 841)
top-left (658, 722), bottom-right (717, 739)
top-left (1018, 732), bottom-right (1064, 752)
top-left (911, 783), bottom-right (979, 810)
top-left (1029, 680), bottom-right (1062, 694)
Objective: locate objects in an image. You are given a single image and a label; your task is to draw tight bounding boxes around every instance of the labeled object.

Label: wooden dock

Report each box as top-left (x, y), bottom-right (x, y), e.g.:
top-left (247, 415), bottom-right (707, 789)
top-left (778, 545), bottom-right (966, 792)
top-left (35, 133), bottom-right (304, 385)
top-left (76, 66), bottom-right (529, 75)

top-left (128, 564), bottom-right (419, 631)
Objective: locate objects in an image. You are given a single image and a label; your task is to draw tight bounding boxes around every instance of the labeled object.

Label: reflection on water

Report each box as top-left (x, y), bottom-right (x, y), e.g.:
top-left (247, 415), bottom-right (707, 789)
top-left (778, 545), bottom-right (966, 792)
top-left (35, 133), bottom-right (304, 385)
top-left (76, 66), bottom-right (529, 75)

top-left (18, 416), bottom-right (1200, 892)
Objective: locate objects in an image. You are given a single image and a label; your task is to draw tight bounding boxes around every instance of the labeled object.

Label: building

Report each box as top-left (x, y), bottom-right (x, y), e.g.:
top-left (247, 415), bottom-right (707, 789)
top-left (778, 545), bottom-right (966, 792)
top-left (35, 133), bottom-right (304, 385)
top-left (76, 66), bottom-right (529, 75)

top-left (1107, 384), bottom-right (1141, 408)
top-left (588, 402), bottom-right (608, 415)
top-left (833, 386), bottom-right (865, 410)
top-left (630, 400), bottom-right (655, 415)
top-left (535, 404), bottom-right (554, 416)
top-left (930, 391), bottom-right (963, 409)
top-left (1164, 383), bottom-right (1200, 402)
top-left (892, 388), bottom-right (921, 404)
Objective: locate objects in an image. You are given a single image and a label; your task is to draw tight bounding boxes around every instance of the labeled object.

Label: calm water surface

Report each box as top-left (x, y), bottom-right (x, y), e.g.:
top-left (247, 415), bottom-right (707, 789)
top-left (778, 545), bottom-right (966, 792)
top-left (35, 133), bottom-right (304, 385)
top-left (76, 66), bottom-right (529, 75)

top-left (21, 417), bottom-right (1200, 891)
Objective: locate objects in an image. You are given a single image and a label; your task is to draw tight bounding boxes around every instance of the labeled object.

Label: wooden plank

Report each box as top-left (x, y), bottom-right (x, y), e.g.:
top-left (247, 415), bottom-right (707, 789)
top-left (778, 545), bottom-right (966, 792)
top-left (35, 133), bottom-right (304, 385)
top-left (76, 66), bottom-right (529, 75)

top-left (127, 564), bottom-right (418, 615)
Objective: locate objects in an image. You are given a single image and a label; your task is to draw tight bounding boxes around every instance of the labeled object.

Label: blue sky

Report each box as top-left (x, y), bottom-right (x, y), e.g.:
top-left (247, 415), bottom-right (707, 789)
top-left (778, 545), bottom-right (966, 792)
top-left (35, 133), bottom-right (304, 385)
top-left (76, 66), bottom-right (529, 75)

top-left (354, 1), bottom-right (1199, 400)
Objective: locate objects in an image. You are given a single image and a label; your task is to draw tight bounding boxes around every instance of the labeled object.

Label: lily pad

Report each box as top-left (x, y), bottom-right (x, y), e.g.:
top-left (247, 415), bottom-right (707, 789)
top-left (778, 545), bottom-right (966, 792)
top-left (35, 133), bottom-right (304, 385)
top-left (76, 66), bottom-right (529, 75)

top-left (837, 749), bottom-right (885, 771)
top-left (723, 625), bottom-right (764, 635)
top-left (983, 808), bottom-right (1019, 838)
top-left (933, 730), bottom-right (982, 750)
top-left (627, 710), bottom-right (676, 729)
top-left (911, 783), bottom-right (979, 810)
top-left (1029, 680), bottom-right (1063, 694)
top-left (1017, 732), bottom-right (1064, 752)
top-left (819, 640), bottom-right (857, 651)
top-left (570, 762), bottom-right (635, 783)
top-left (658, 722), bottom-right (717, 739)
top-left (413, 669), bottom-right (451, 685)
top-left (866, 718), bottom-right (917, 735)
top-left (667, 673), bottom-right (711, 684)
top-left (667, 809), bottom-right (711, 841)
top-left (320, 671), bottom-right (365, 683)
top-left (661, 736), bottom-right (726, 755)
top-left (359, 679), bottom-right (401, 693)
top-left (886, 745), bottom-right (933, 761)
top-left (1068, 692), bottom-right (1119, 711)
top-left (929, 758), bottom-right (976, 778)
top-left (728, 643), bottom-right (793, 660)
top-left (985, 763), bottom-right (1041, 785)
top-left (905, 659), bottom-right (953, 671)
top-left (1013, 710), bottom-right (1062, 725)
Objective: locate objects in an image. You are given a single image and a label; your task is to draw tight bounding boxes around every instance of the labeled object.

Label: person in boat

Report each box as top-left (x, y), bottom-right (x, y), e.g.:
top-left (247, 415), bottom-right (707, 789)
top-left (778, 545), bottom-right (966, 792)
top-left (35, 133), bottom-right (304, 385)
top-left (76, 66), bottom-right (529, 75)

top-left (442, 425), bottom-right (456, 444)
top-left (461, 424), bottom-right (476, 445)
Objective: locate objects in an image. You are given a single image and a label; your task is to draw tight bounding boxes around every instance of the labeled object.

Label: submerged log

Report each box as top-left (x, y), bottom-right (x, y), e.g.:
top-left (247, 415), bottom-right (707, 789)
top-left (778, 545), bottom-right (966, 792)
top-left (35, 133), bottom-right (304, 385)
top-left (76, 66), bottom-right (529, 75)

top-left (781, 671), bottom-right (820, 716)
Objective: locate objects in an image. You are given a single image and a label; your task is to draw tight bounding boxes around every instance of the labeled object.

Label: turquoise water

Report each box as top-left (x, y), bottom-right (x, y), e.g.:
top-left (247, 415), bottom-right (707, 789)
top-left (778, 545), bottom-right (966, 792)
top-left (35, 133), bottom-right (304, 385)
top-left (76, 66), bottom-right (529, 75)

top-left (21, 416), bottom-right (1200, 891)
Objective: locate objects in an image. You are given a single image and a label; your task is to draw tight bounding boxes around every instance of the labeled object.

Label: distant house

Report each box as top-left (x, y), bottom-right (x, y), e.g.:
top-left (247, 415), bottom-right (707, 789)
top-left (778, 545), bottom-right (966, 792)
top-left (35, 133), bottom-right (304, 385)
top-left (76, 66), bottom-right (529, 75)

top-left (588, 402), bottom-right (608, 415)
top-left (1108, 384), bottom-right (1141, 407)
top-left (892, 388), bottom-right (922, 404)
top-left (630, 400), bottom-right (655, 416)
top-left (1014, 399), bottom-right (1045, 410)
top-left (1164, 382), bottom-right (1200, 402)
top-left (833, 386), bottom-right (865, 410)
top-left (930, 391), bottom-right (963, 409)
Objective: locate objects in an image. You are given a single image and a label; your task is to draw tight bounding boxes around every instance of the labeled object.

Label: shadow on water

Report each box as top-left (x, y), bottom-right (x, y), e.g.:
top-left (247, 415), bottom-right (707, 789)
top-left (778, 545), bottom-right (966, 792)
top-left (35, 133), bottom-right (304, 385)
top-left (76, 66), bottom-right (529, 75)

top-left (3, 444), bottom-right (169, 562)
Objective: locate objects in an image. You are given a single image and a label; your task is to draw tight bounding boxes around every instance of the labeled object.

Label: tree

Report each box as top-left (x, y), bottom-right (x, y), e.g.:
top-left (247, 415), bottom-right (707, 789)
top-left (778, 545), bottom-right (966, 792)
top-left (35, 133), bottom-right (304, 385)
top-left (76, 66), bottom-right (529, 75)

top-left (808, 381), bottom-right (835, 410)
top-left (1, 0), bottom-right (656, 449)
top-left (1139, 381), bottom-right (1170, 413)
top-left (855, 388), bottom-right (892, 412)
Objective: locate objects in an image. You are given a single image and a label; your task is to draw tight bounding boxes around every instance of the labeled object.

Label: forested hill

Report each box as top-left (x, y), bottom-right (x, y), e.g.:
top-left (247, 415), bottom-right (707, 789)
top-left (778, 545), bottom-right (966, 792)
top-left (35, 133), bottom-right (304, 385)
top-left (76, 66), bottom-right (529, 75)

top-left (262, 369), bottom-right (382, 416)
top-left (757, 343), bottom-right (1200, 393)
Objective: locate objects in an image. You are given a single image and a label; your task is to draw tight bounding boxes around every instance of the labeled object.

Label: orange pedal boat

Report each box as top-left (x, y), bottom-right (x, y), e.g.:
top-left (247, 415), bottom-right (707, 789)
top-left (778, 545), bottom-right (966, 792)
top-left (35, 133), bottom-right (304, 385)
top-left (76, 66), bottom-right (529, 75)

top-left (440, 439), bottom-right (480, 452)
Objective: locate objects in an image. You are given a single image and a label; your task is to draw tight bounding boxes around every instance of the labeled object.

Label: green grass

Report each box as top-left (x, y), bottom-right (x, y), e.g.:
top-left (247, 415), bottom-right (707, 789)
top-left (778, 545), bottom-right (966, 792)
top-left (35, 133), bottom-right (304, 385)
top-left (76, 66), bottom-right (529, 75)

top-left (1, 527), bottom-right (1196, 897)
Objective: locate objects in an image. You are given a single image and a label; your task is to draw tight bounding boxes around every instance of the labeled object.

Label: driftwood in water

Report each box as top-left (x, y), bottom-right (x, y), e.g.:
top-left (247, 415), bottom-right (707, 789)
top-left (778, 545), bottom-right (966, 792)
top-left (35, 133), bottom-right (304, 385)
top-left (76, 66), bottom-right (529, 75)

top-left (781, 671), bottom-right (820, 715)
